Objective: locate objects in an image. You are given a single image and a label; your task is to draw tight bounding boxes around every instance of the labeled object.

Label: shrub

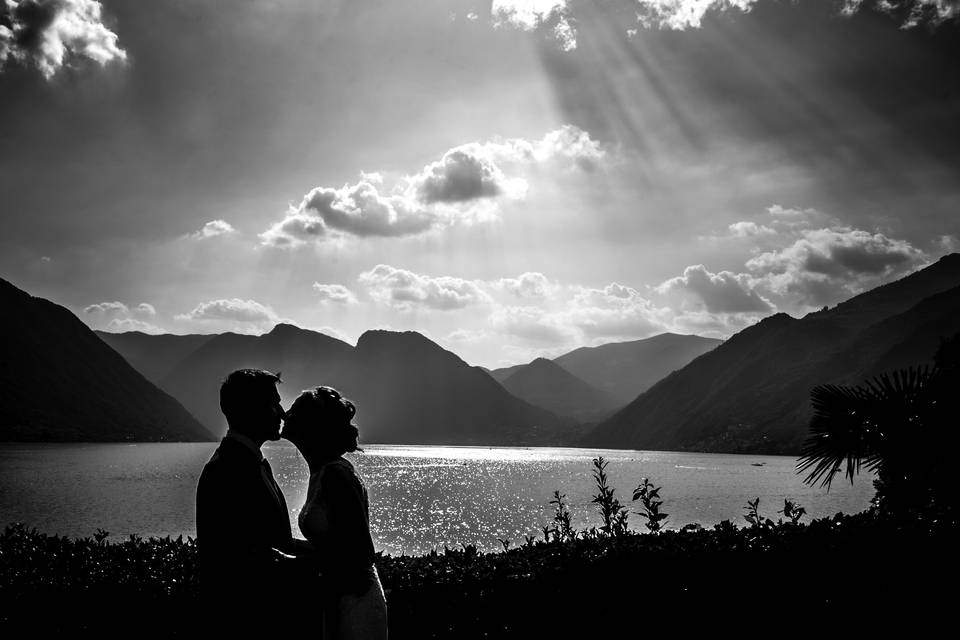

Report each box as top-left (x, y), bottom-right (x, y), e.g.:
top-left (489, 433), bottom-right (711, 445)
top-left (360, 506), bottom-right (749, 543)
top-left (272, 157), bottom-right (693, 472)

top-left (590, 456), bottom-right (629, 537)
top-left (632, 477), bottom-right (668, 532)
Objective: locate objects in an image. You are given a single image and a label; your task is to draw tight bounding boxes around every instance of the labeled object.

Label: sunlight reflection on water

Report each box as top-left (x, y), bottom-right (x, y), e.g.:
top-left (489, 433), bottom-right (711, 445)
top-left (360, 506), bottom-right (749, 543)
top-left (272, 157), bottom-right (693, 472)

top-left (0, 442), bottom-right (874, 556)
top-left (273, 444), bottom-right (874, 555)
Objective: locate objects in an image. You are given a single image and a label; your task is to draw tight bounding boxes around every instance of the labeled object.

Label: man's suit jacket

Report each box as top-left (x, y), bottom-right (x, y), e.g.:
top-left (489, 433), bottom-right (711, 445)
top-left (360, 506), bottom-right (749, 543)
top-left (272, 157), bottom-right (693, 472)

top-left (196, 436), bottom-right (293, 604)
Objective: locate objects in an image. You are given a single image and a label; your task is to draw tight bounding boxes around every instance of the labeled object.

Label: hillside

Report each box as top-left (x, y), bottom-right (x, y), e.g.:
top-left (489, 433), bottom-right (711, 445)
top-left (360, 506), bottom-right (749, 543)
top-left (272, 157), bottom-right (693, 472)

top-left (107, 324), bottom-right (572, 445)
top-left (584, 254), bottom-right (960, 454)
top-left (488, 363), bottom-right (525, 384)
top-left (157, 323), bottom-right (354, 436)
top-left (499, 358), bottom-right (622, 421)
top-left (95, 331), bottom-right (214, 384)
top-left (552, 333), bottom-right (722, 402)
top-left (335, 331), bottom-right (570, 445)
top-left (0, 278), bottom-right (213, 442)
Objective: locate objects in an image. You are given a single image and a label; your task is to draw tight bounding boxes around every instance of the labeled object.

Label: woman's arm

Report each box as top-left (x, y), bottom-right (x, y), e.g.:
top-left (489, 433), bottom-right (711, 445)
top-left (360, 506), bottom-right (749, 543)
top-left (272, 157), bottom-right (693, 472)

top-left (318, 463), bottom-right (375, 575)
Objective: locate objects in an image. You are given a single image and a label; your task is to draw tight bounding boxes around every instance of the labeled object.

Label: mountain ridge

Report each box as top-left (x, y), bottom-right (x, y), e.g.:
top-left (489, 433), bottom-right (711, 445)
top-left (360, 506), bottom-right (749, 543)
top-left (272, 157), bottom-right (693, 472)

top-left (499, 358), bottom-right (623, 421)
top-left (108, 324), bottom-right (574, 445)
top-left (583, 254), bottom-right (960, 454)
top-left (0, 277), bottom-right (213, 442)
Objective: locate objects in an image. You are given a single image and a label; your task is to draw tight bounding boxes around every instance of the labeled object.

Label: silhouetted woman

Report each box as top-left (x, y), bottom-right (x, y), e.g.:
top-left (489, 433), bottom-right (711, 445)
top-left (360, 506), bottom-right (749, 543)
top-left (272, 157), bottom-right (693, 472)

top-left (282, 386), bottom-right (387, 640)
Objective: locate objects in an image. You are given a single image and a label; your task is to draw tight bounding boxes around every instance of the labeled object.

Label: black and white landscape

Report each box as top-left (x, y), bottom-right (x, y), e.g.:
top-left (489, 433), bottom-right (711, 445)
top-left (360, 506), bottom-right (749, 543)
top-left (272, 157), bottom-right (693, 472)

top-left (2, 1), bottom-right (959, 635)
top-left (3, 252), bottom-right (958, 451)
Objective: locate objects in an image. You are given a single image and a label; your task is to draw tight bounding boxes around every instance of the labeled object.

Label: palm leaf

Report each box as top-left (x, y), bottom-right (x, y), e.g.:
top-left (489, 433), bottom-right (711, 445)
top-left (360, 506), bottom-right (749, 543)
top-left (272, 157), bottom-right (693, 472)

top-left (797, 366), bottom-right (935, 489)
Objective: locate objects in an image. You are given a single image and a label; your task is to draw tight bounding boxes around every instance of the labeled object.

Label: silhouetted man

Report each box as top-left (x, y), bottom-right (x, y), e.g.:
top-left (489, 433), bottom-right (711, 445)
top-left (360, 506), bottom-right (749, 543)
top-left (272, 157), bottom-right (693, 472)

top-left (196, 368), bottom-right (315, 630)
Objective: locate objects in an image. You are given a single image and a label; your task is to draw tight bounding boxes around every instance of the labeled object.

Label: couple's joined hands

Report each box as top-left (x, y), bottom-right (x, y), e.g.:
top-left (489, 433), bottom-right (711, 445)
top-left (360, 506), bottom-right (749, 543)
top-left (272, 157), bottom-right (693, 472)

top-left (271, 538), bottom-right (322, 582)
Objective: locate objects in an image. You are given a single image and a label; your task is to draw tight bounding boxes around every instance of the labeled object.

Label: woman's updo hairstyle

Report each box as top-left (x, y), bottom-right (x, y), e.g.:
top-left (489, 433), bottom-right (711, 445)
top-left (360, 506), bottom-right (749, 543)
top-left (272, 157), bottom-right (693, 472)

top-left (297, 385), bottom-right (361, 455)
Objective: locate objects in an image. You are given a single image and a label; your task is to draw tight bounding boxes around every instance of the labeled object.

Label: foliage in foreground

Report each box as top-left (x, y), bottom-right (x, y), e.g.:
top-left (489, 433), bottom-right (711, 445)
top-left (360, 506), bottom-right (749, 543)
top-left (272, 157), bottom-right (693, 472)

top-left (797, 333), bottom-right (960, 517)
top-left (2, 500), bottom-right (956, 636)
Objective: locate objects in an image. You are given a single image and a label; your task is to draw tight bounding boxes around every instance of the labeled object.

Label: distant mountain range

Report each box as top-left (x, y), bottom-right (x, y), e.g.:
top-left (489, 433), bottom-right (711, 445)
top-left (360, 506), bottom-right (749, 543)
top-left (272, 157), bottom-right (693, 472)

top-left (7, 253), bottom-right (957, 450)
top-left (0, 278), bottom-right (212, 442)
top-left (489, 333), bottom-right (721, 418)
top-left (553, 334), bottom-right (722, 402)
top-left (498, 358), bottom-right (623, 422)
top-left (584, 254), bottom-right (960, 454)
top-left (101, 324), bottom-right (571, 446)
top-left (94, 332), bottom-right (214, 384)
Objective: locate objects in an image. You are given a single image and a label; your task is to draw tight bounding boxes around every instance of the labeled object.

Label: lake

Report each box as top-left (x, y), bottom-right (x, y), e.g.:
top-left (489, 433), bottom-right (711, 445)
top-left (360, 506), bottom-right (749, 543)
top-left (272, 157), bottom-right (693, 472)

top-left (0, 442), bottom-right (874, 555)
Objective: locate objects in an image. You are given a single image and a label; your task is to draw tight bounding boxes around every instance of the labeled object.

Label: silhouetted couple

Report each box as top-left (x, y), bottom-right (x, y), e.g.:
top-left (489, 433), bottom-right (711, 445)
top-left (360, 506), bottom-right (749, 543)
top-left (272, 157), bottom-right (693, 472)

top-left (196, 369), bottom-right (387, 638)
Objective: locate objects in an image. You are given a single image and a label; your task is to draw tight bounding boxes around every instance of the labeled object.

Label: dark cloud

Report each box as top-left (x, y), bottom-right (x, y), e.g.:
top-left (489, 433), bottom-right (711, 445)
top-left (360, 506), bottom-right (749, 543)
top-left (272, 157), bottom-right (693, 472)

top-left (413, 148), bottom-right (505, 204)
top-left (747, 226), bottom-right (927, 306)
top-left (657, 264), bottom-right (774, 313)
top-left (260, 179), bottom-right (436, 246)
top-left (262, 126), bottom-right (605, 246)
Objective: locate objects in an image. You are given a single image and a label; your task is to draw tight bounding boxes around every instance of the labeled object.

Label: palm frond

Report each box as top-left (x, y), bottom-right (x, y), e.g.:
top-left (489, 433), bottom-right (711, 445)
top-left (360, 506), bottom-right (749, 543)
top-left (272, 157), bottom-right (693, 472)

top-left (797, 366), bottom-right (935, 489)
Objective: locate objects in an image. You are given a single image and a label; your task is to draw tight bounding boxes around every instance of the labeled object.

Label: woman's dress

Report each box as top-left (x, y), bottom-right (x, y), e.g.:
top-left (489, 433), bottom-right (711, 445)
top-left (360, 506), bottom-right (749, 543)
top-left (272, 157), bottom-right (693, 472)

top-left (299, 457), bottom-right (387, 640)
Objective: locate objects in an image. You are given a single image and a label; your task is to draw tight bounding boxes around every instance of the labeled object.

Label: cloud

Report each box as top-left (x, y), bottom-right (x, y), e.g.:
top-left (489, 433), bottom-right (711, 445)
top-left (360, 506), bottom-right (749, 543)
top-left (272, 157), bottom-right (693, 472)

top-left (192, 219), bottom-right (236, 239)
top-left (410, 147), bottom-right (512, 204)
top-left (938, 234), bottom-right (960, 254)
top-left (493, 272), bottom-right (554, 299)
top-left (312, 283), bottom-right (358, 305)
top-left (104, 317), bottom-right (163, 333)
top-left (845, 0), bottom-right (960, 27)
top-left (358, 264), bottom-right (491, 311)
top-left (489, 305), bottom-right (578, 344)
top-left (0, 0), bottom-right (126, 79)
top-left (727, 221), bottom-right (776, 238)
top-left (767, 205), bottom-right (817, 218)
top-left (261, 126), bottom-right (605, 247)
top-left (634, 1), bottom-right (757, 29)
top-left (260, 179), bottom-right (435, 246)
top-left (492, 1), bottom-right (566, 31)
top-left (83, 300), bottom-right (162, 333)
top-left (443, 327), bottom-right (492, 344)
top-left (492, 1), bottom-right (577, 51)
top-left (175, 298), bottom-right (278, 328)
top-left (665, 309), bottom-right (760, 338)
top-left (487, 281), bottom-right (669, 346)
top-left (84, 300), bottom-right (128, 316)
top-left (746, 226), bottom-right (927, 307)
top-left (657, 264), bottom-right (774, 313)
top-left (490, 1), bottom-right (958, 51)
top-left (565, 303), bottom-right (666, 340)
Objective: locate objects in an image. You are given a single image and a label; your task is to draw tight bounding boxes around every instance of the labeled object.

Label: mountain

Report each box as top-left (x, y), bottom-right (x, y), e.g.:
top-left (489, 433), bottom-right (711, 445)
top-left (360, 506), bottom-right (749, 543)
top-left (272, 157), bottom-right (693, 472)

top-left (336, 331), bottom-right (570, 445)
top-left (0, 278), bottom-right (213, 442)
top-left (157, 323), bottom-right (355, 435)
top-left (107, 324), bottom-right (570, 445)
top-left (95, 331), bottom-right (214, 384)
top-left (487, 363), bottom-right (525, 384)
top-left (584, 254), bottom-right (960, 454)
top-left (499, 358), bottom-right (623, 421)
top-left (553, 333), bottom-right (722, 403)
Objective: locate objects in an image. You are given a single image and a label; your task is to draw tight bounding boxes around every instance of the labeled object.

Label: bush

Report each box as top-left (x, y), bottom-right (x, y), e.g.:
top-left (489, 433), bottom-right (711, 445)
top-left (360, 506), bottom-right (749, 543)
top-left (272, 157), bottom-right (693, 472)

top-left (2, 512), bottom-right (955, 636)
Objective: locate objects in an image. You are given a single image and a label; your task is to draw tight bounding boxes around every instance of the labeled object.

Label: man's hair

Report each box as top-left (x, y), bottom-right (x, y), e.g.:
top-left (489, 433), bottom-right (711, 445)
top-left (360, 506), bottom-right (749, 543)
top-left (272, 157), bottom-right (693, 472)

top-left (219, 369), bottom-right (281, 425)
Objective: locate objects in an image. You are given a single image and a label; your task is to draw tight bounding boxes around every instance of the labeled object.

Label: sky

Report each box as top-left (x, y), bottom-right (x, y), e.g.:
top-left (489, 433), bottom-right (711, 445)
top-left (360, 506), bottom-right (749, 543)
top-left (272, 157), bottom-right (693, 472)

top-left (1, 0), bottom-right (958, 368)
